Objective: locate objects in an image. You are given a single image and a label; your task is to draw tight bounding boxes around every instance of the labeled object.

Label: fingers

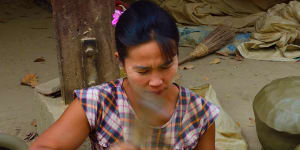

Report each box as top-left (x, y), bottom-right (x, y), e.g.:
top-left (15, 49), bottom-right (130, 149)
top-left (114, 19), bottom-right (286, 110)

top-left (110, 142), bottom-right (140, 150)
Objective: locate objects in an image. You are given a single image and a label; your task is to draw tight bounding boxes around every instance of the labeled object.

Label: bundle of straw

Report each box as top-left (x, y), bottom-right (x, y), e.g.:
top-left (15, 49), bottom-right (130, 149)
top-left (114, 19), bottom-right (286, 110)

top-left (179, 26), bottom-right (235, 65)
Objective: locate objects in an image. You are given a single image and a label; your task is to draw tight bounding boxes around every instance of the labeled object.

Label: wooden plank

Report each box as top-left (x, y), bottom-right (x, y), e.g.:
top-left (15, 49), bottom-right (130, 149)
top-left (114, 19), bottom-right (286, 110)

top-left (52, 0), bottom-right (120, 104)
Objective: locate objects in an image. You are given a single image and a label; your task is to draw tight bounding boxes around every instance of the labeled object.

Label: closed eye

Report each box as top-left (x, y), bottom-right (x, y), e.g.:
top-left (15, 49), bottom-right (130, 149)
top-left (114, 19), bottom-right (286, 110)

top-left (134, 66), bottom-right (151, 75)
top-left (160, 65), bottom-right (171, 69)
top-left (137, 70), bottom-right (149, 74)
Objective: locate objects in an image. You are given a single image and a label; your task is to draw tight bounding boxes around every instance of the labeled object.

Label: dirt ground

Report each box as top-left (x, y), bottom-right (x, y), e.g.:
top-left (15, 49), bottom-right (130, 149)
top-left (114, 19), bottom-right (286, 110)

top-left (0, 0), bottom-right (58, 146)
top-left (0, 1), bottom-right (299, 150)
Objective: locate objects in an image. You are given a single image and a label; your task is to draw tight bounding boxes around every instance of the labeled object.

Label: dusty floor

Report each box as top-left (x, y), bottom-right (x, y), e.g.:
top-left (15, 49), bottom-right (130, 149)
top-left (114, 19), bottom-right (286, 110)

top-left (0, 1), bottom-right (299, 150)
top-left (0, 0), bottom-right (58, 146)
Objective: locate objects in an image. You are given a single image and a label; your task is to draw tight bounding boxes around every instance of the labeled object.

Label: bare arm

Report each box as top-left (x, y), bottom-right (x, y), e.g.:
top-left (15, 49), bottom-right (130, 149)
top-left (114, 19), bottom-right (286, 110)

top-left (29, 99), bottom-right (90, 150)
top-left (194, 123), bottom-right (216, 150)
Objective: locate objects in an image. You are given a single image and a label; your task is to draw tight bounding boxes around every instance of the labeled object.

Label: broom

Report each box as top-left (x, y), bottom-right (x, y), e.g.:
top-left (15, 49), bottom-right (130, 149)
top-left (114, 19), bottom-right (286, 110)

top-left (179, 26), bottom-right (235, 65)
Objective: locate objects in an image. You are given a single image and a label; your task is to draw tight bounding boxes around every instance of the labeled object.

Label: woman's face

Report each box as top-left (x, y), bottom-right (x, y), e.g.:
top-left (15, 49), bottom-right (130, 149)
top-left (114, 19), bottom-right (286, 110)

top-left (123, 40), bottom-right (178, 96)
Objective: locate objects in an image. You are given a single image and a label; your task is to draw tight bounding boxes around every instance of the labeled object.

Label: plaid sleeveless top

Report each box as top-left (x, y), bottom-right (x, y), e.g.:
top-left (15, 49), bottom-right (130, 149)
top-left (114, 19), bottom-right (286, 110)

top-left (74, 78), bottom-right (219, 150)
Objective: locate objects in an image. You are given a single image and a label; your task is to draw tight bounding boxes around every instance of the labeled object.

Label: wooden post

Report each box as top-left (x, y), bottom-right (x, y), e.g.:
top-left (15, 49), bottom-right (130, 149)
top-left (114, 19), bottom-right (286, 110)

top-left (52, 0), bottom-right (120, 104)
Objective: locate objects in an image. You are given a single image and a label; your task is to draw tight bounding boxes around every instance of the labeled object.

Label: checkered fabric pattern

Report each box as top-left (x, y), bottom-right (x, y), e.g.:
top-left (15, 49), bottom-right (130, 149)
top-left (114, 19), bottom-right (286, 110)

top-left (74, 78), bottom-right (219, 150)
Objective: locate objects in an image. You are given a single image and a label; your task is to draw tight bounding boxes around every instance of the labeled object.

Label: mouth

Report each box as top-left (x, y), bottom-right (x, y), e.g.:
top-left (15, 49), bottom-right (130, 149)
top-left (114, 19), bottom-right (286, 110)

top-left (149, 88), bottom-right (166, 95)
top-left (152, 90), bottom-right (163, 95)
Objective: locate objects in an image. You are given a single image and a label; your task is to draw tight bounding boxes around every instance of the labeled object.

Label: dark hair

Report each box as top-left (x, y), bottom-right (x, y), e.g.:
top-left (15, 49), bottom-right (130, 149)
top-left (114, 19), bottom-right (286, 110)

top-left (115, 0), bottom-right (179, 64)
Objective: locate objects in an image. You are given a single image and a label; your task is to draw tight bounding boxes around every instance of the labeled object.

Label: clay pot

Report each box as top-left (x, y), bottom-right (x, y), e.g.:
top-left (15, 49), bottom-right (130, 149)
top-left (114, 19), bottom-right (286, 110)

top-left (253, 76), bottom-right (300, 150)
top-left (0, 133), bottom-right (28, 150)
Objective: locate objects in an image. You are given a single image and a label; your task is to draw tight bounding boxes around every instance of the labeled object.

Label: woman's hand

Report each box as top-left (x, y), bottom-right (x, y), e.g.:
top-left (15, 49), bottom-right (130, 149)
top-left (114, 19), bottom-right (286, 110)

top-left (110, 142), bottom-right (140, 150)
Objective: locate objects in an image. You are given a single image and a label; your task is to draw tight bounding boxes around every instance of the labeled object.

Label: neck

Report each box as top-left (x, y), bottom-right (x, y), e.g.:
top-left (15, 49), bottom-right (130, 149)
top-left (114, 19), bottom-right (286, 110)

top-left (122, 78), bottom-right (179, 126)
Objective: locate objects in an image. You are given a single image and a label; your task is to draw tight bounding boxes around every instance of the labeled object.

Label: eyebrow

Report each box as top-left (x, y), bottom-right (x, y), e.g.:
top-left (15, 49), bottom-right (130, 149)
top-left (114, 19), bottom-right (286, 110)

top-left (161, 60), bottom-right (173, 66)
top-left (133, 59), bottom-right (174, 70)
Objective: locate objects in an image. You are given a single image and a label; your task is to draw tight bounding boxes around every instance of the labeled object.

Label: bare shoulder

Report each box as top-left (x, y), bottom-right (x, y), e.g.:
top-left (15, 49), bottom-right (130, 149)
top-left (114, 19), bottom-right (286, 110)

top-left (194, 123), bottom-right (216, 150)
top-left (29, 99), bottom-right (90, 150)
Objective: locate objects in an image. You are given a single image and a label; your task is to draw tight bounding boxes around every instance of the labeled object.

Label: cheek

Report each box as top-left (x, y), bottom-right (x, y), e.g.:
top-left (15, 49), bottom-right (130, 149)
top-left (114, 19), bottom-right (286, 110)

top-left (164, 66), bottom-right (178, 81)
top-left (125, 68), bottom-right (148, 87)
top-left (165, 57), bottom-right (178, 81)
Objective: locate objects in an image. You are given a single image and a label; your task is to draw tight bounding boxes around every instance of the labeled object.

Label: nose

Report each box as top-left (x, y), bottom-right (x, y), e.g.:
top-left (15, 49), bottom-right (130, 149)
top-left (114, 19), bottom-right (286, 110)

top-left (149, 75), bottom-right (163, 87)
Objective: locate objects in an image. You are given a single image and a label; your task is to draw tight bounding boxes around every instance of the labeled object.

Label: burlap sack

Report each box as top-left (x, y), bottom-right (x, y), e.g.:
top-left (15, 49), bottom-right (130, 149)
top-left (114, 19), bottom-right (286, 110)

top-left (192, 84), bottom-right (248, 150)
top-left (238, 1), bottom-right (300, 61)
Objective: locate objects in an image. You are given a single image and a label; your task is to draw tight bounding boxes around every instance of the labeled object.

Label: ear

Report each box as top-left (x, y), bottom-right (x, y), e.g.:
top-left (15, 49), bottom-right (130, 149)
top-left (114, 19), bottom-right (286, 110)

top-left (114, 52), bottom-right (119, 59)
top-left (114, 52), bottom-right (125, 69)
top-left (114, 52), bottom-right (121, 65)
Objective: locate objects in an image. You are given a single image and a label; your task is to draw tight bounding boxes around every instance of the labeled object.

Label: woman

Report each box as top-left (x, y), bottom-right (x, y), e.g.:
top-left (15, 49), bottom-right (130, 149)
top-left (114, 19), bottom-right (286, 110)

top-left (29, 1), bottom-right (219, 149)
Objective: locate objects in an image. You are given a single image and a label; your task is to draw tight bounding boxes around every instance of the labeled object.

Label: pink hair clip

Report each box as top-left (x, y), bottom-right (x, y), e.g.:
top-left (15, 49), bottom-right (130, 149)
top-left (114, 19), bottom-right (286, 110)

top-left (112, 1), bottom-right (127, 27)
top-left (112, 10), bottom-right (123, 27)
